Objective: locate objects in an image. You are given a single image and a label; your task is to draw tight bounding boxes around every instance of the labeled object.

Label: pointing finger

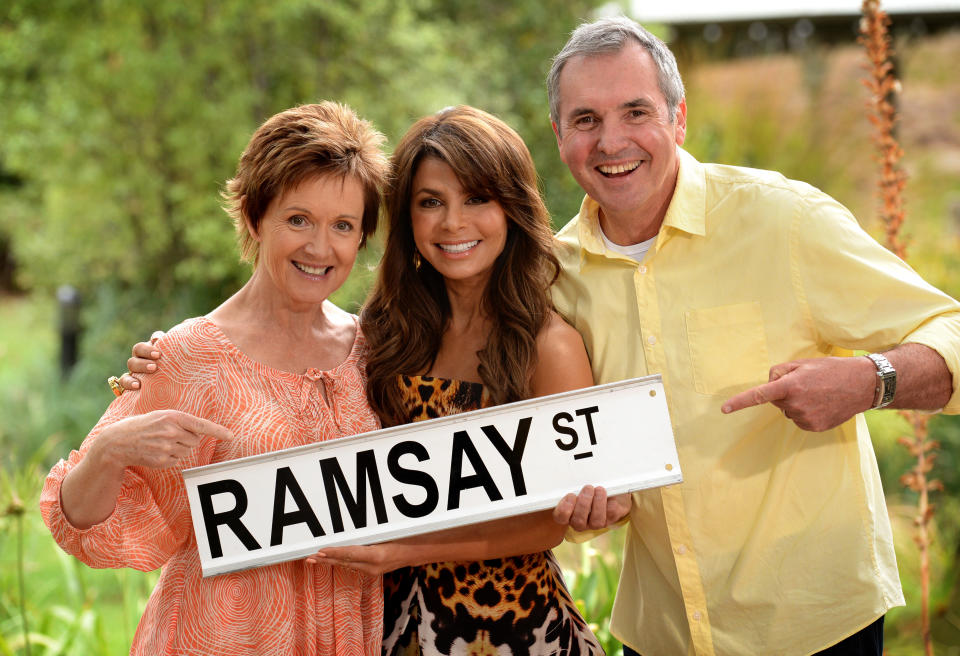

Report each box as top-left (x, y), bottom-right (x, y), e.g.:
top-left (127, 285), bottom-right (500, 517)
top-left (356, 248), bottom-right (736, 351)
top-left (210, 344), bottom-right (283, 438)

top-left (722, 377), bottom-right (790, 414)
top-left (171, 411), bottom-right (234, 441)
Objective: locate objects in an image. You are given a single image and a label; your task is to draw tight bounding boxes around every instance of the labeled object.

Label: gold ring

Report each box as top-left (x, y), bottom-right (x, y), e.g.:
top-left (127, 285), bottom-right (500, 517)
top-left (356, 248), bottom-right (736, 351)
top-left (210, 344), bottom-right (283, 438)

top-left (107, 376), bottom-right (124, 397)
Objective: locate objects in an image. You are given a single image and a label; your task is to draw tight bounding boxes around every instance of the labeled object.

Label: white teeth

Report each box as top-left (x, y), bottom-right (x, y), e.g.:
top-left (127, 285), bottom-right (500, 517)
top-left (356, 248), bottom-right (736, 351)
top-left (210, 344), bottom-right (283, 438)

top-left (598, 161), bottom-right (641, 175)
top-left (438, 240), bottom-right (479, 254)
top-left (294, 262), bottom-right (330, 275)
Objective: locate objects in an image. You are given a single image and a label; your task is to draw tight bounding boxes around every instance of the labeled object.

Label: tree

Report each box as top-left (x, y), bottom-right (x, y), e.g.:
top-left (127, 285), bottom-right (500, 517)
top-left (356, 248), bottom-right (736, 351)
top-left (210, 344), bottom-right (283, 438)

top-left (0, 0), bottom-right (604, 415)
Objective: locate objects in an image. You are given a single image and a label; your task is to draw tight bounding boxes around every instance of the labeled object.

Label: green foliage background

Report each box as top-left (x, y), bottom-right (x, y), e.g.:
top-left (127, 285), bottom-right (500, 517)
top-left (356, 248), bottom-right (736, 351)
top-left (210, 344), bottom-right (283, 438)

top-left (2, 1), bottom-right (960, 653)
top-left (0, 0), bottom-right (596, 371)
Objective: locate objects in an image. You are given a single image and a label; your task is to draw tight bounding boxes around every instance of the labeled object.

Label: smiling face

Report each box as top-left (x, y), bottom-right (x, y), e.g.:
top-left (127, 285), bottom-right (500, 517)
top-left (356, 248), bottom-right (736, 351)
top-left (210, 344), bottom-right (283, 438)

top-left (553, 42), bottom-right (686, 241)
top-left (249, 174), bottom-right (365, 308)
top-left (410, 156), bottom-right (509, 290)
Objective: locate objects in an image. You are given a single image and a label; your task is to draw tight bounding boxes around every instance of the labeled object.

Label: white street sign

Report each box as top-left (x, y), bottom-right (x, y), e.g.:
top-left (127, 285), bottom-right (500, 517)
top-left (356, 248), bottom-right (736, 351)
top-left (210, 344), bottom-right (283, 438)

top-left (183, 375), bottom-right (680, 577)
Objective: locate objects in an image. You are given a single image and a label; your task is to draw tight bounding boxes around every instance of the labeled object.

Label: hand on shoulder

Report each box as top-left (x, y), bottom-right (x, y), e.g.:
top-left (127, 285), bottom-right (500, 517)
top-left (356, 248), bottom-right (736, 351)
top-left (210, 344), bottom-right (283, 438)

top-left (118, 318), bottom-right (209, 391)
top-left (119, 331), bottom-right (165, 391)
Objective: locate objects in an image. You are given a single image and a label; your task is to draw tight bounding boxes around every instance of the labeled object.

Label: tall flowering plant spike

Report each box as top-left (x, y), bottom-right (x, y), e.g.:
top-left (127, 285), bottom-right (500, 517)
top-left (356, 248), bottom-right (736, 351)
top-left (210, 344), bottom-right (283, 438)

top-left (860, 2), bottom-right (937, 654)
top-left (859, 0), bottom-right (908, 260)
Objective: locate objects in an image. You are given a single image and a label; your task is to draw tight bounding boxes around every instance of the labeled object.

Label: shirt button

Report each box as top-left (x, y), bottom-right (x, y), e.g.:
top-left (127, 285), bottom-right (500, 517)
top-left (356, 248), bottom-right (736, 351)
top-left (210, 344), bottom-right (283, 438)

top-left (676, 544), bottom-right (687, 555)
top-left (647, 335), bottom-right (657, 346)
top-left (638, 265), bottom-right (648, 274)
top-left (693, 611), bottom-right (702, 622)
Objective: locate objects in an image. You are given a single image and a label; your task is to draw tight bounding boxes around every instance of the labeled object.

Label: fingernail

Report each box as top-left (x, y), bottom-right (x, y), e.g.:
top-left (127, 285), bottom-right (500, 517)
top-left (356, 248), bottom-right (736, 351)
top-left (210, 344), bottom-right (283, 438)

top-left (151, 351), bottom-right (159, 358)
top-left (721, 405), bottom-right (730, 413)
top-left (147, 364), bottom-right (157, 372)
top-left (132, 381), bottom-right (140, 389)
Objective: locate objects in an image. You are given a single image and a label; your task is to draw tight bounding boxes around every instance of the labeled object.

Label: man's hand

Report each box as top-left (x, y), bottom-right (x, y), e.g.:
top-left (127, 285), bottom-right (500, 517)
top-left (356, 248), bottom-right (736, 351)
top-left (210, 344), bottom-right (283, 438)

top-left (721, 356), bottom-right (876, 432)
top-left (553, 485), bottom-right (632, 532)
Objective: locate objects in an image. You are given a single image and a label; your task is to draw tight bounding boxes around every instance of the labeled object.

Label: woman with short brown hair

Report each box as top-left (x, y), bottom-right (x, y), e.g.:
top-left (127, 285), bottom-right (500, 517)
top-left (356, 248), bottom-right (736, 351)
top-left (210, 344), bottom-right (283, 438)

top-left (42, 101), bottom-right (389, 655)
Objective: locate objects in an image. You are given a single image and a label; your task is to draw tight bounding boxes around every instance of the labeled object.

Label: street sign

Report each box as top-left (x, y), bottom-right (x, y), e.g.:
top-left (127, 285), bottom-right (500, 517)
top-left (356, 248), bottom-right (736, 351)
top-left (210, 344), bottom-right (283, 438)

top-left (183, 375), bottom-right (680, 577)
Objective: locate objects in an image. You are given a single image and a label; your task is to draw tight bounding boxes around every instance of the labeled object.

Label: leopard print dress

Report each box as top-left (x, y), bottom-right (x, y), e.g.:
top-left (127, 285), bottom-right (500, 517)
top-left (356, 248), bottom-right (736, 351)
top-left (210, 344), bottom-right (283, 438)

top-left (381, 374), bottom-right (604, 656)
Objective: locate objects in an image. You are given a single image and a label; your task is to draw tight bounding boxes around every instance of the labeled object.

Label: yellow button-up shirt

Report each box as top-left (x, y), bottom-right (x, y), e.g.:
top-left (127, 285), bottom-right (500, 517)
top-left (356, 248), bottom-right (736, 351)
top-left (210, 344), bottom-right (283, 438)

top-left (553, 147), bottom-right (960, 656)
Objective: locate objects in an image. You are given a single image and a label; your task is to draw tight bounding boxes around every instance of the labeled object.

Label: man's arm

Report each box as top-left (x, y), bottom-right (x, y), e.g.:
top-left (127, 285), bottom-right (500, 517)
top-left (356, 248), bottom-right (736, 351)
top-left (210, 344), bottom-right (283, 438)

top-left (722, 342), bottom-right (952, 432)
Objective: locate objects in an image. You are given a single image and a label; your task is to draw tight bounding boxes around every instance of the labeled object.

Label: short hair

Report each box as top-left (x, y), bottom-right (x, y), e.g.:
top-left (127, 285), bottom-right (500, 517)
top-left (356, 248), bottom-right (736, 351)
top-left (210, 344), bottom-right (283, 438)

top-left (547, 16), bottom-right (685, 131)
top-left (223, 101), bottom-right (388, 263)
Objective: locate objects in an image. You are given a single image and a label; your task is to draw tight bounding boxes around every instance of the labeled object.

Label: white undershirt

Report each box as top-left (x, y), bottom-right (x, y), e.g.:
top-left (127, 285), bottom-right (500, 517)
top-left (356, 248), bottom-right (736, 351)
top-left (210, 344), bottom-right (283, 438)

top-left (599, 226), bottom-right (656, 263)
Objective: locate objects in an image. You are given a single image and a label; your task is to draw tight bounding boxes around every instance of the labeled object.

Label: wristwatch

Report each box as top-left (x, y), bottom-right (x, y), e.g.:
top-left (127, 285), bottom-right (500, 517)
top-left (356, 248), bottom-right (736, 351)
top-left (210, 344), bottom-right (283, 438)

top-left (866, 353), bottom-right (897, 409)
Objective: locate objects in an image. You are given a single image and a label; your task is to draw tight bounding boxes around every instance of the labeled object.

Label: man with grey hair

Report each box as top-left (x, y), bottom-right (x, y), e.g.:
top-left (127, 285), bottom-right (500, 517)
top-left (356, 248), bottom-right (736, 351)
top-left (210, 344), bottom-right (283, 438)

top-left (549, 15), bottom-right (960, 656)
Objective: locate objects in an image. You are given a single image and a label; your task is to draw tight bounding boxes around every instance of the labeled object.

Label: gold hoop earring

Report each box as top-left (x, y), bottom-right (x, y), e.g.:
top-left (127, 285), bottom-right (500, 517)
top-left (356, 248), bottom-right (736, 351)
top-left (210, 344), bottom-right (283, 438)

top-left (413, 250), bottom-right (422, 270)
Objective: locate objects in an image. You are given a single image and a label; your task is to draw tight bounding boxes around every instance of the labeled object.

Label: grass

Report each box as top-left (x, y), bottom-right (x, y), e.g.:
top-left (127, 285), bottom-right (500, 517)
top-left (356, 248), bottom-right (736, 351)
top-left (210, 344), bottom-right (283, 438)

top-left (0, 294), bottom-right (153, 655)
top-left (0, 510), bottom-right (157, 655)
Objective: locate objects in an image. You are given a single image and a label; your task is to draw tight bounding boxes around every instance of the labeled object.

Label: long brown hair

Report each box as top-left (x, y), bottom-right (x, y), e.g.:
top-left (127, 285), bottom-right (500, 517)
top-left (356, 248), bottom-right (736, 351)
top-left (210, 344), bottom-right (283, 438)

top-left (362, 106), bottom-right (559, 426)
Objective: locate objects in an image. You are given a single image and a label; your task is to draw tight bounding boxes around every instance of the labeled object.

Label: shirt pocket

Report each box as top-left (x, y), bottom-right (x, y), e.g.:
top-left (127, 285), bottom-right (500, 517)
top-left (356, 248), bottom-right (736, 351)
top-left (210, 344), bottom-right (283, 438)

top-left (684, 302), bottom-right (770, 395)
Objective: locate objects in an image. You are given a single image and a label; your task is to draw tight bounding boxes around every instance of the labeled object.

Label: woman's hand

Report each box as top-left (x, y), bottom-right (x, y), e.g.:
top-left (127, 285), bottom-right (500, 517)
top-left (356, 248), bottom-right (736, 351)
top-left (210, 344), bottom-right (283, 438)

top-left (308, 507), bottom-right (565, 574)
top-left (553, 485), bottom-right (632, 532)
top-left (306, 543), bottom-right (403, 577)
top-left (91, 410), bottom-right (233, 471)
top-left (118, 331), bottom-right (166, 391)
top-left (61, 409), bottom-right (233, 529)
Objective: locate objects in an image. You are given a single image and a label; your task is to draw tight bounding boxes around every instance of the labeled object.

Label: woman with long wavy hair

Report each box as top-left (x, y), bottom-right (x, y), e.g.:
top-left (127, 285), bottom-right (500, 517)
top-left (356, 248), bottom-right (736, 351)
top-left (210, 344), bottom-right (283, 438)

top-left (319, 105), bottom-right (604, 655)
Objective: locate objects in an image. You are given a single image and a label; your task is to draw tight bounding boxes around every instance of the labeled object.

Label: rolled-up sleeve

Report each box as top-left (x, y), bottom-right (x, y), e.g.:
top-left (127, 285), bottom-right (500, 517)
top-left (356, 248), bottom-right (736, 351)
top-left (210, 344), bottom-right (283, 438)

top-left (793, 191), bottom-right (960, 413)
top-left (902, 313), bottom-right (960, 412)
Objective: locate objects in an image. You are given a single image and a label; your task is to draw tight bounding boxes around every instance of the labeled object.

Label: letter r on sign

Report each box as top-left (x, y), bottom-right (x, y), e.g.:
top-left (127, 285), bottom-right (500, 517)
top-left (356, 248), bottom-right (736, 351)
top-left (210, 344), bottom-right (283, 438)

top-left (197, 479), bottom-right (262, 558)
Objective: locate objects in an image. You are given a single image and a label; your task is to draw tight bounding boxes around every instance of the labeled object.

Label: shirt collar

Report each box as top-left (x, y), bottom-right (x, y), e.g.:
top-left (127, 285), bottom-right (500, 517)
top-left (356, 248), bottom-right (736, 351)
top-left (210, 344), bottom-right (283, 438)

top-left (662, 146), bottom-right (706, 238)
top-left (575, 146), bottom-right (706, 258)
top-left (575, 195), bottom-right (608, 257)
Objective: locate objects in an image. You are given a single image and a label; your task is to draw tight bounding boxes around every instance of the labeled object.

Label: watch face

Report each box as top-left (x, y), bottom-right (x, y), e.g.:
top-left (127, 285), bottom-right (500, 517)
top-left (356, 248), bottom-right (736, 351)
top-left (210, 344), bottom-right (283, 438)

top-left (867, 353), bottom-right (896, 408)
top-left (882, 372), bottom-right (897, 403)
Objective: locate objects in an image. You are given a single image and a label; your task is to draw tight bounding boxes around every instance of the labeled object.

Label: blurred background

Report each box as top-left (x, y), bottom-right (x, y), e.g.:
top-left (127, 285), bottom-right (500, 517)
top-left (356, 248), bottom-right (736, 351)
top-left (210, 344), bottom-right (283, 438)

top-left (1, 0), bottom-right (959, 653)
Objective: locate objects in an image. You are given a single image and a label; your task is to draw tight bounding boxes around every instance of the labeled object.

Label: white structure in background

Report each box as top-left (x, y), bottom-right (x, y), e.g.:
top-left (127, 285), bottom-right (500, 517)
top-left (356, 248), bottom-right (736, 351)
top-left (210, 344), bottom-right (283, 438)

top-left (600, 0), bottom-right (960, 56)
top-left (631, 0), bottom-right (960, 24)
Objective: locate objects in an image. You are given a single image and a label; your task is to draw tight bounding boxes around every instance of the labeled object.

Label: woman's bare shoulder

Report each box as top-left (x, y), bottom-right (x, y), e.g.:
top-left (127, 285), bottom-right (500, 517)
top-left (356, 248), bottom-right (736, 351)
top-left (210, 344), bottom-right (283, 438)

top-left (531, 312), bottom-right (593, 396)
top-left (536, 311), bottom-right (586, 358)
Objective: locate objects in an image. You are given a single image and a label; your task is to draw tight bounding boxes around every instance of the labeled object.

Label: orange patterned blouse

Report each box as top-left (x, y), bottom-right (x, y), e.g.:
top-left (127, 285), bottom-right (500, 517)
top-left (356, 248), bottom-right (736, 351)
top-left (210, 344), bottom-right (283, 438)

top-left (40, 316), bottom-right (383, 655)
